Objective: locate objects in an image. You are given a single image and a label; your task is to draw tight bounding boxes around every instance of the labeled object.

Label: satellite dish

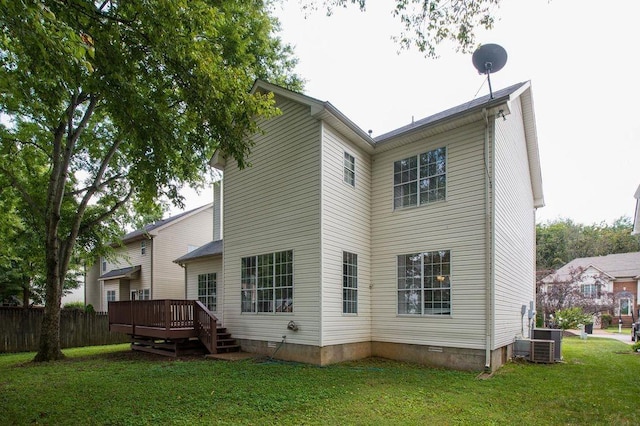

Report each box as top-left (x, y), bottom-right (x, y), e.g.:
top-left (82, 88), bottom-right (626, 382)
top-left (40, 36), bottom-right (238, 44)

top-left (472, 43), bottom-right (508, 99)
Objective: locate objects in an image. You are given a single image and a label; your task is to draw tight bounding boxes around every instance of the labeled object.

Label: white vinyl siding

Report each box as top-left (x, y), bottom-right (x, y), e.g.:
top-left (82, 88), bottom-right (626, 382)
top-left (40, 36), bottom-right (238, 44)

top-left (493, 97), bottom-right (537, 347)
top-left (222, 95), bottom-right (322, 346)
top-left (320, 124), bottom-right (372, 346)
top-left (152, 207), bottom-right (213, 299)
top-left (371, 121), bottom-right (487, 350)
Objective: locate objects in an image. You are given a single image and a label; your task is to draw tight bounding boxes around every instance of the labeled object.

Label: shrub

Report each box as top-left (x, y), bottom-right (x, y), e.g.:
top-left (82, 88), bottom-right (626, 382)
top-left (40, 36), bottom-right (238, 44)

top-left (600, 313), bottom-right (612, 328)
top-left (62, 301), bottom-right (85, 311)
top-left (632, 341), bottom-right (640, 352)
top-left (555, 307), bottom-right (591, 330)
top-left (85, 304), bottom-right (95, 314)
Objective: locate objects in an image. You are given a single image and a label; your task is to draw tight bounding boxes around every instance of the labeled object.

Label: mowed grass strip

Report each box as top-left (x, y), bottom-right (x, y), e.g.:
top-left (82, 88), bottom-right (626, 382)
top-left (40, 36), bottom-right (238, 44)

top-left (1, 337), bottom-right (638, 425)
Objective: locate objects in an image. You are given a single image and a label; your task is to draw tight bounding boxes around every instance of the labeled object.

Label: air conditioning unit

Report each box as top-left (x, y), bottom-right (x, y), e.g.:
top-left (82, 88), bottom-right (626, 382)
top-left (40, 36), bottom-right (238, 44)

top-left (513, 339), bottom-right (531, 359)
top-left (532, 328), bottom-right (563, 361)
top-left (530, 339), bottom-right (555, 363)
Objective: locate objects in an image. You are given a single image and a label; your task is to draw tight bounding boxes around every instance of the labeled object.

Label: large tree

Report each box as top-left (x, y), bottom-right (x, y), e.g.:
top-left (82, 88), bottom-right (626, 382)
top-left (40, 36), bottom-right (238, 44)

top-left (0, 0), bottom-right (300, 361)
top-left (306, 0), bottom-right (500, 57)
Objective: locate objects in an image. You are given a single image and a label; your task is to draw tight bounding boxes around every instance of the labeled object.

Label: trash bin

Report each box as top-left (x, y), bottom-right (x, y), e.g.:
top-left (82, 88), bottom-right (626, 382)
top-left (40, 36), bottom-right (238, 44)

top-left (585, 323), bottom-right (593, 334)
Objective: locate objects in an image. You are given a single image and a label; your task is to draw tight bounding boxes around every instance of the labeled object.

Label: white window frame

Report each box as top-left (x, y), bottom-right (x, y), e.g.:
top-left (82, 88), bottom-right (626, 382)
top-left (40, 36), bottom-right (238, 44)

top-left (101, 257), bottom-right (107, 273)
top-left (141, 240), bottom-right (147, 255)
top-left (106, 290), bottom-right (116, 303)
top-left (580, 283), bottom-right (598, 299)
top-left (342, 251), bottom-right (358, 314)
top-left (198, 273), bottom-right (217, 312)
top-left (619, 297), bottom-right (632, 316)
top-left (397, 250), bottom-right (451, 316)
top-left (393, 147), bottom-right (446, 209)
top-left (343, 151), bottom-right (355, 187)
top-left (241, 250), bottom-right (293, 314)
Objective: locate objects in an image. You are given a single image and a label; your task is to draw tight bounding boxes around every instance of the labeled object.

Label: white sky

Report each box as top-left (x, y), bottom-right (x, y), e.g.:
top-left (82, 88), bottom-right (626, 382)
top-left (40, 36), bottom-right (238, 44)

top-left (180, 0), bottom-right (640, 226)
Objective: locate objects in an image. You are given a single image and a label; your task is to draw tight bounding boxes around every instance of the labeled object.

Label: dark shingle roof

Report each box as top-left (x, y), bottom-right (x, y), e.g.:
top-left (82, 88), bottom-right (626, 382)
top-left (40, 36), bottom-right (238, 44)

top-left (174, 240), bottom-right (223, 264)
top-left (99, 265), bottom-right (141, 280)
top-left (374, 81), bottom-right (528, 143)
top-left (552, 252), bottom-right (640, 280)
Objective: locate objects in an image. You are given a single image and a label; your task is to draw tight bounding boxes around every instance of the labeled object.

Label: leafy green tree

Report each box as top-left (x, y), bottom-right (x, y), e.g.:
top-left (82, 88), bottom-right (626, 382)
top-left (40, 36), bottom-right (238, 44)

top-left (536, 217), bottom-right (640, 270)
top-left (306, 0), bottom-right (500, 57)
top-left (0, 0), bottom-right (300, 361)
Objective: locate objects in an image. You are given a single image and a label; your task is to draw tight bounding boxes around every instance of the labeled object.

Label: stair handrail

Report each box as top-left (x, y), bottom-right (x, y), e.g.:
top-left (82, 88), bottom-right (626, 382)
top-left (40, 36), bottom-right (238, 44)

top-left (193, 301), bottom-right (218, 354)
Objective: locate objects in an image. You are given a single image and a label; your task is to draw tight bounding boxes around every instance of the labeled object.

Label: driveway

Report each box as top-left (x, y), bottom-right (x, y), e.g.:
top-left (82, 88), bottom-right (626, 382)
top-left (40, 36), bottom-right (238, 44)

top-left (569, 328), bottom-right (633, 345)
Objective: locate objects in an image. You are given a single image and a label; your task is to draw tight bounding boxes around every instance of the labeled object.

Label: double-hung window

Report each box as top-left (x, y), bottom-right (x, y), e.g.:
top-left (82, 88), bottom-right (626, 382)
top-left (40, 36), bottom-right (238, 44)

top-left (241, 250), bottom-right (293, 313)
top-left (580, 283), bottom-right (598, 299)
top-left (397, 250), bottom-right (451, 315)
top-left (343, 252), bottom-right (358, 314)
top-left (198, 273), bottom-right (217, 311)
top-left (394, 147), bottom-right (446, 209)
top-left (141, 240), bottom-right (147, 255)
top-left (106, 290), bottom-right (116, 303)
top-left (344, 152), bottom-right (355, 186)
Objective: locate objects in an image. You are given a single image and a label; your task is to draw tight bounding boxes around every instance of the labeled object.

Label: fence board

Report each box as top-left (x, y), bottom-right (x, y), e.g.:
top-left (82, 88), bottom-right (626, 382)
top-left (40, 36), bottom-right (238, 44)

top-left (0, 307), bottom-right (129, 353)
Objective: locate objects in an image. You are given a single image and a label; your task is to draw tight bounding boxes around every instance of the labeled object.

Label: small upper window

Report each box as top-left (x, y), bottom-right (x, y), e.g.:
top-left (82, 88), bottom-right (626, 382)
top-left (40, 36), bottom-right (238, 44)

top-left (394, 147), bottom-right (446, 209)
top-left (101, 257), bottom-right (107, 273)
top-left (343, 152), bottom-right (355, 186)
top-left (141, 240), bottom-right (146, 255)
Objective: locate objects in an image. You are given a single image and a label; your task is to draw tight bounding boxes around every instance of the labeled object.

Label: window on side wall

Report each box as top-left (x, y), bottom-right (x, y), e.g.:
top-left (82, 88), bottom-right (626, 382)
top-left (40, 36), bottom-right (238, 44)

top-left (101, 257), bottom-right (107, 273)
top-left (141, 240), bottom-right (146, 255)
top-left (106, 290), bottom-right (116, 303)
top-left (344, 152), bottom-right (355, 186)
top-left (394, 147), bottom-right (446, 209)
top-left (241, 250), bottom-right (293, 314)
top-left (343, 252), bottom-right (358, 314)
top-left (397, 250), bottom-right (451, 315)
top-left (198, 273), bottom-right (216, 312)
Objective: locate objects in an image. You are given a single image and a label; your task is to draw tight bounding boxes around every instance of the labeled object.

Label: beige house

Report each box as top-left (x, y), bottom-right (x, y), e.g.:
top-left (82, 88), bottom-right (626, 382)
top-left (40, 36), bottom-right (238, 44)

top-left (86, 204), bottom-right (213, 311)
top-left (176, 80), bottom-right (544, 371)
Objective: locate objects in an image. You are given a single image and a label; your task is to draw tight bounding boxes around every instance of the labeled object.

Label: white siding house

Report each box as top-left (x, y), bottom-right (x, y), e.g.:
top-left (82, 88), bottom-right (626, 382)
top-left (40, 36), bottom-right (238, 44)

top-left (86, 204), bottom-right (213, 311)
top-left (179, 80), bottom-right (544, 371)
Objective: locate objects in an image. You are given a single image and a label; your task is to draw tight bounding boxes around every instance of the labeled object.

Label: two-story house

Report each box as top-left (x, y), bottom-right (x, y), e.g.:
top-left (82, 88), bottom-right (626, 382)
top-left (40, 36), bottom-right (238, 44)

top-left (176, 80), bottom-right (544, 371)
top-left (86, 204), bottom-right (213, 311)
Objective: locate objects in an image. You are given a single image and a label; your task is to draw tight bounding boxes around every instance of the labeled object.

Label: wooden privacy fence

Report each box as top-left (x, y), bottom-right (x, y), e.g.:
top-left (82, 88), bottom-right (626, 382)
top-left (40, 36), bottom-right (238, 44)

top-left (0, 307), bottom-right (129, 353)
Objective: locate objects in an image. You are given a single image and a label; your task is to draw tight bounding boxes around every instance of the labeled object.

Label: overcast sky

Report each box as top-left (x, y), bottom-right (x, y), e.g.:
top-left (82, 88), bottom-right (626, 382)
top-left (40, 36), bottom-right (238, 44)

top-left (180, 0), bottom-right (640, 226)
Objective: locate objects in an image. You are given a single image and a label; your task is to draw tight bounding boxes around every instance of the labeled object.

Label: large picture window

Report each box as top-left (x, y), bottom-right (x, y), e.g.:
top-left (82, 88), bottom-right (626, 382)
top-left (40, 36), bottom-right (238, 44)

top-left (242, 250), bottom-right (293, 313)
top-left (397, 250), bottom-right (451, 315)
top-left (343, 252), bottom-right (358, 314)
top-left (198, 273), bottom-right (217, 312)
top-left (394, 147), bottom-right (446, 209)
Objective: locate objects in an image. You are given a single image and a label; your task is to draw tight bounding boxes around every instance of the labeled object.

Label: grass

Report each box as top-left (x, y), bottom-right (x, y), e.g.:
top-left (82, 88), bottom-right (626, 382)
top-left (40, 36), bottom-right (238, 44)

top-left (1, 337), bottom-right (639, 425)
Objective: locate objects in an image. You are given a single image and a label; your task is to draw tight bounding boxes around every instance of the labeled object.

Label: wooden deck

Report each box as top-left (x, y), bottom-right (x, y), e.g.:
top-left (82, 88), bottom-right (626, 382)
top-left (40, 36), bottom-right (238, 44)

top-left (108, 300), bottom-right (238, 356)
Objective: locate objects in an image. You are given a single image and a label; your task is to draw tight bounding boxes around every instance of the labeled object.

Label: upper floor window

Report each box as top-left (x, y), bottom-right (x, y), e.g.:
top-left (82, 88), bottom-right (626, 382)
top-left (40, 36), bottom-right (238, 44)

top-left (397, 250), bottom-right (451, 315)
top-left (141, 240), bottom-right (146, 255)
top-left (394, 147), bottom-right (446, 209)
top-left (101, 257), bottom-right (107, 273)
top-left (241, 250), bottom-right (293, 314)
top-left (580, 283), bottom-right (598, 299)
top-left (344, 152), bottom-right (355, 186)
top-left (343, 252), bottom-right (358, 314)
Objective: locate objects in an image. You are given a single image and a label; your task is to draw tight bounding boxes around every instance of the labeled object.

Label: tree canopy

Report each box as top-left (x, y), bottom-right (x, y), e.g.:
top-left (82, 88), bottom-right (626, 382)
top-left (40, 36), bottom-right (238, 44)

top-left (306, 0), bottom-right (500, 57)
top-left (536, 217), bottom-right (640, 270)
top-left (0, 0), bottom-right (301, 361)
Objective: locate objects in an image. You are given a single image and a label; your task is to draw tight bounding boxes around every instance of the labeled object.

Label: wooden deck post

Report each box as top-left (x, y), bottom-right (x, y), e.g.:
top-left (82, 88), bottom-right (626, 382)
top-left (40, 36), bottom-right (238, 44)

top-left (164, 299), bottom-right (171, 331)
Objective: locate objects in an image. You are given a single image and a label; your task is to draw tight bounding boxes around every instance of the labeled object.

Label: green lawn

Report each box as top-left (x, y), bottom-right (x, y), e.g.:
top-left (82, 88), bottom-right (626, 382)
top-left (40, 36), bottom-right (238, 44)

top-left (1, 337), bottom-right (639, 425)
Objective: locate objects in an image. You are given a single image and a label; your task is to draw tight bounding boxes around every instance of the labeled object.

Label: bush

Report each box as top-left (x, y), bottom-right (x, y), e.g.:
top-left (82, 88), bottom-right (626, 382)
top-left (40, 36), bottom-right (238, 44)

top-left (62, 301), bottom-right (85, 311)
top-left (85, 304), bottom-right (95, 314)
top-left (632, 341), bottom-right (640, 352)
top-left (601, 313), bottom-right (612, 328)
top-left (555, 307), bottom-right (591, 330)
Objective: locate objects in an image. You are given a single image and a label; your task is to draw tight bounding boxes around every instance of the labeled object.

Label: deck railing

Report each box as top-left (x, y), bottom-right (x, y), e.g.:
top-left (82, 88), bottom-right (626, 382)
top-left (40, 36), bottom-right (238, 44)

top-left (194, 301), bottom-right (218, 354)
top-left (108, 299), bottom-right (209, 333)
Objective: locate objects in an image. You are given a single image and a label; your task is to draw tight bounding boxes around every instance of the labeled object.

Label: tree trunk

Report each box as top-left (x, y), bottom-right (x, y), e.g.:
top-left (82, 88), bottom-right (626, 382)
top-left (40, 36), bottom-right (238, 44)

top-left (34, 272), bottom-right (64, 361)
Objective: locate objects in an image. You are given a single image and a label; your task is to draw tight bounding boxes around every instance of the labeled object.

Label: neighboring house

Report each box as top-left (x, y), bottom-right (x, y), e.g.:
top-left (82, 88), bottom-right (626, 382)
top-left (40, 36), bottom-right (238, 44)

top-left (545, 252), bottom-right (640, 326)
top-left (86, 204), bottom-right (213, 311)
top-left (176, 79), bottom-right (544, 371)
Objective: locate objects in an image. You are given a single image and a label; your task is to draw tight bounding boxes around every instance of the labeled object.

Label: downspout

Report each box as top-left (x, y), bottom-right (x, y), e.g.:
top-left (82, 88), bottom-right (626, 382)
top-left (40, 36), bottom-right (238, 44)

top-left (483, 108), bottom-right (494, 371)
top-left (150, 237), bottom-right (154, 299)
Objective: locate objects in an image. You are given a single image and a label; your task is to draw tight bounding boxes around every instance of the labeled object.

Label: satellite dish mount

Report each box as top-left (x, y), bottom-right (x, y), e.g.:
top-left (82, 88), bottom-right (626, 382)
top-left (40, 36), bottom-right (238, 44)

top-left (472, 44), bottom-right (508, 99)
